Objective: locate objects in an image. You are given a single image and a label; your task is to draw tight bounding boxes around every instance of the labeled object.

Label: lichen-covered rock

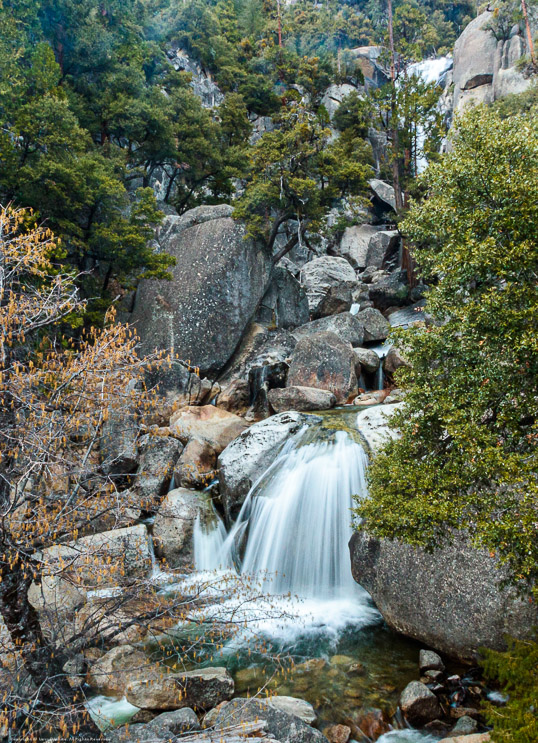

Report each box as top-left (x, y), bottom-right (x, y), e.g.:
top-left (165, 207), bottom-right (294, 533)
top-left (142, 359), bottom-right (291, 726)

top-left (287, 332), bottom-right (358, 404)
top-left (132, 205), bottom-right (273, 378)
top-left (349, 530), bottom-right (538, 661)
top-left (268, 386), bottom-right (336, 413)
top-left (353, 347), bottom-right (380, 375)
top-left (268, 696), bottom-right (317, 725)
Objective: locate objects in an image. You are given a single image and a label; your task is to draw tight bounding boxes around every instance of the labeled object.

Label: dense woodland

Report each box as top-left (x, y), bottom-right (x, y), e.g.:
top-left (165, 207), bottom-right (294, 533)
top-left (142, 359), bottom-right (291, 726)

top-left (0, 0), bottom-right (537, 741)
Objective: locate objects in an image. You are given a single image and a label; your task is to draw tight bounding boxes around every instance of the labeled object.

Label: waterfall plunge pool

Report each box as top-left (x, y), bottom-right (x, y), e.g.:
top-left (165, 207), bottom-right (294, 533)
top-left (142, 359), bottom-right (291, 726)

top-left (91, 409), bottom-right (437, 740)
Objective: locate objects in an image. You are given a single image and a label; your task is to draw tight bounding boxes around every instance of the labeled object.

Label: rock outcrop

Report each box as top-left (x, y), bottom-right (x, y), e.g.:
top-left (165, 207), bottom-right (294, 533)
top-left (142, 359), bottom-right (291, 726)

top-left (257, 266), bottom-right (310, 329)
top-left (349, 529), bottom-right (538, 661)
top-left (132, 205), bottom-right (272, 378)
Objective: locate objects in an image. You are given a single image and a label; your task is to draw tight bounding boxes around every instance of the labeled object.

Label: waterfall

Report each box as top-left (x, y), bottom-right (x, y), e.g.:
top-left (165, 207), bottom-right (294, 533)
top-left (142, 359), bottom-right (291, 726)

top-left (196, 424), bottom-right (369, 600)
top-left (193, 507), bottom-right (229, 571)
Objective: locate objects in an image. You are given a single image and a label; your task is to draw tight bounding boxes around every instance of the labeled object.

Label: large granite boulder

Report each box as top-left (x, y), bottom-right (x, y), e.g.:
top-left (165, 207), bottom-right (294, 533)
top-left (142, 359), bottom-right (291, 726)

top-left (218, 412), bottom-right (309, 519)
top-left (257, 266), bottom-right (309, 329)
top-left (212, 698), bottom-right (328, 743)
top-left (349, 530), bottom-right (538, 661)
top-left (399, 681), bottom-right (441, 726)
top-left (292, 313), bottom-right (365, 348)
top-left (135, 434), bottom-right (184, 509)
top-left (321, 83), bottom-right (358, 119)
top-left (87, 645), bottom-right (151, 697)
top-left (287, 332), bottom-right (358, 404)
top-left (132, 205), bottom-right (273, 378)
top-left (268, 386), bottom-right (336, 413)
top-left (300, 257), bottom-right (357, 316)
top-left (355, 307), bottom-right (390, 342)
top-left (355, 403), bottom-right (402, 453)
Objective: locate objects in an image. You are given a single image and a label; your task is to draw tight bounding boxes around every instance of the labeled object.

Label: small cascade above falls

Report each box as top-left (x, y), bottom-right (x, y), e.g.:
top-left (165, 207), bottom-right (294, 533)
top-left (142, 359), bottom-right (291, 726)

top-left (195, 416), bottom-right (369, 600)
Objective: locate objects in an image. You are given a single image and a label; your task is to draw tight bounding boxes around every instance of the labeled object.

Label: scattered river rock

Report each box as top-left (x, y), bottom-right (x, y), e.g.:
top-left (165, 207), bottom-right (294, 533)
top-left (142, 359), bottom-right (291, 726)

top-left (399, 680), bottom-right (442, 726)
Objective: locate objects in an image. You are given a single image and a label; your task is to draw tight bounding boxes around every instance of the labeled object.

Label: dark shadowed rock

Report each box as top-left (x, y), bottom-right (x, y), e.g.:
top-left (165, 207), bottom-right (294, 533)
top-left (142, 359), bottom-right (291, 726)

top-left (287, 332), bottom-right (358, 404)
top-left (100, 406), bottom-right (138, 476)
top-left (300, 257), bottom-right (357, 316)
top-left (144, 708), bottom-right (201, 736)
top-left (366, 230), bottom-right (400, 268)
top-left (132, 205), bottom-right (272, 378)
top-left (349, 530), bottom-right (538, 660)
top-left (218, 412), bottom-right (310, 519)
top-left (292, 313), bottom-right (365, 348)
top-left (268, 386), bottom-right (336, 413)
top-left (213, 698), bottom-right (328, 743)
top-left (383, 346), bottom-right (409, 375)
top-left (135, 434), bottom-right (183, 508)
top-left (257, 266), bottom-right (309, 329)
top-left (369, 272), bottom-right (409, 310)
top-left (399, 681), bottom-right (441, 726)
top-left (313, 283), bottom-right (355, 318)
top-left (126, 666), bottom-right (234, 711)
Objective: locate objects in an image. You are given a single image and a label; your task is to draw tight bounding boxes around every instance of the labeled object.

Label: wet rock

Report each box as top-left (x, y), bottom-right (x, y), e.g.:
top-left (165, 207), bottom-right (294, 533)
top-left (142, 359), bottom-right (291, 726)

top-left (126, 666), bottom-right (234, 711)
top-left (132, 205), bottom-right (273, 378)
top-left (300, 256), bottom-right (357, 317)
top-left (349, 528), bottom-right (538, 661)
top-left (257, 266), bottom-right (309, 329)
top-left (355, 307), bottom-right (390, 342)
top-left (153, 488), bottom-right (210, 569)
top-left (353, 390), bottom-right (390, 406)
top-left (450, 707), bottom-right (482, 720)
top-left (424, 720), bottom-right (453, 737)
top-left (324, 725), bottom-right (350, 743)
top-left (135, 434), bottom-right (183, 509)
top-left (212, 698), bottom-right (328, 743)
top-left (268, 696), bottom-right (317, 725)
top-left (268, 386), bottom-right (336, 413)
top-left (353, 347), bottom-right (380, 375)
top-left (169, 406), bottom-right (248, 454)
top-left (424, 669), bottom-right (445, 683)
top-left (175, 438), bottom-right (217, 489)
top-left (292, 313), bottom-right (365, 348)
top-left (218, 412), bottom-right (309, 519)
top-left (420, 649), bottom-right (445, 674)
top-left (399, 681), bottom-right (441, 726)
top-left (87, 645), bottom-right (150, 697)
top-left (287, 332), bottom-right (358, 404)
top-left (203, 701), bottom-right (229, 728)
top-left (336, 224), bottom-right (380, 271)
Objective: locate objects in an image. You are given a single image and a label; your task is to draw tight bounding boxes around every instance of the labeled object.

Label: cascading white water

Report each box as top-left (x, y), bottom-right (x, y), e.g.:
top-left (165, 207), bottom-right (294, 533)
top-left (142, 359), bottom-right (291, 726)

top-left (193, 507), bottom-right (229, 571)
top-left (195, 425), bottom-right (369, 600)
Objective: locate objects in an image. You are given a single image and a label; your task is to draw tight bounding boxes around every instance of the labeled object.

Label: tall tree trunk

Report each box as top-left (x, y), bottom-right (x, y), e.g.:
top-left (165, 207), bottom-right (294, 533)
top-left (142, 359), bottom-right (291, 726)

top-left (387, 0), bottom-right (403, 211)
top-left (521, 0), bottom-right (536, 67)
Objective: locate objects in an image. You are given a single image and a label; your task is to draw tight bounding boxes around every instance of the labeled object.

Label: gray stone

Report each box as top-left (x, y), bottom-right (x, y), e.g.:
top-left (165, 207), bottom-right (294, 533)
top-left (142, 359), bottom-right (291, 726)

top-left (349, 530), bottom-right (538, 661)
top-left (313, 283), bottom-right (355, 319)
top-left (448, 717), bottom-right (479, 737)
top-left (268, 696), bottom-right (316, 725)
top-left (292, 313), bottom-right (365, 348)
top-left (218, 412), bottom-right (309, 519)
top-left (126, 666), bottom-right (234, 711)
top-left (369, 179), bottom-right (396, 211)
top-left (355, 307), bottom-right (390, 342)
top-left (153, 488), bottom-right (210, 569)
top-left (170, 51), bottom-right (224, 109)
top-left (452, 13), bottom-right (498, 112)
top-left (366, 230), bottom-right (400, 268)
top-left (100, 406), bottom-right (138, 476)
top-left (337, 225), bottom-right (380, 270)
top-left (369, 272), bottom-right (409, 310)
top-left (353, 348), bottom-right (380, 375)
top-left (399, 681), bottom-right (441, 726)
top-left (145, 708), bottom-right (200, 735)
top-left (87, 645), bottom-right (150, 697)
top-left (287, 332), bottom-right (358, 404)
top-left (321, 84), bottom-right (359, 119)
top-left (268, 386), bottom-right (336, 413)
top-left (169, 405), bottom-right (248, 454)
top-left (175, 438), bottom-right (217, 489)
top-left (383, 347), bottom-right (409, 375)
top-left (419, 649), bottom-right (445, 674)
top-left (257, 266), bottom-right (309, 329)
top-left (132, 205), bottom-right (272, 378)
top-left (300, 257), bottom-right (357, 316)
top-left (213, 698), bottom-right (328, 743)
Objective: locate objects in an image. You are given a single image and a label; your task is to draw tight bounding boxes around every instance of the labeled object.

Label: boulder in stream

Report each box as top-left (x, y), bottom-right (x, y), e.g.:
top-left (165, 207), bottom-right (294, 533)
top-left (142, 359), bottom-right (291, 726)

top-left (218, 412), bottom-right (310, 520)
top-left (268, 386), bottom-right (336, 413)
top-left (399, 681), bottom-right (441, 726)
top-left (292, 313), bottom-right (365, 348)
top-left (153, 488), bottom-right (210, 569)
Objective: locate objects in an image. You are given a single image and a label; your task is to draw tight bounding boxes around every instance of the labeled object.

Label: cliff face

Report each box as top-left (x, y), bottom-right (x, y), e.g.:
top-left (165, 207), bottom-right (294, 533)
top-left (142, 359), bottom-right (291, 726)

top-left (446, 10), bottom-right (537, 115)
